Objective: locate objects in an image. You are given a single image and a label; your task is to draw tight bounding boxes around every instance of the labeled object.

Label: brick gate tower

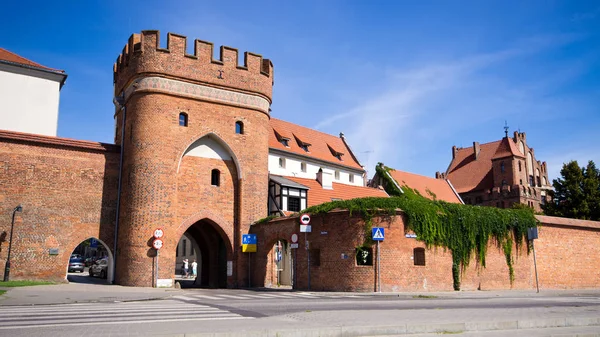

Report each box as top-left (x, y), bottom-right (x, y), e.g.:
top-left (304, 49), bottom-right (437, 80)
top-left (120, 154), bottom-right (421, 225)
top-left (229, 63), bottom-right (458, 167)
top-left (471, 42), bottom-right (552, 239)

top-left (112, 31), bottom-right (273, 287)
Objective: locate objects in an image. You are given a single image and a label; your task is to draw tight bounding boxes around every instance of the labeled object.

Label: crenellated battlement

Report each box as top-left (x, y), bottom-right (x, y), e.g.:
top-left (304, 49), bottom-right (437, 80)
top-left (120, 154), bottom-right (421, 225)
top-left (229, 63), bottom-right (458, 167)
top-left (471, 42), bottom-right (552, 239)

top-left (113, 31), bottom-right (274, 102)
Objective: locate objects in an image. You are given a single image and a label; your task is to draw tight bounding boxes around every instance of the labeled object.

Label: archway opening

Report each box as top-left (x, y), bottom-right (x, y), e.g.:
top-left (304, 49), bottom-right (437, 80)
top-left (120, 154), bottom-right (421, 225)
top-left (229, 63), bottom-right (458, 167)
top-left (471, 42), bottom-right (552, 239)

top-left (67, 237), bottom-right (113, 285)
top-left (264, 239), bottom-right (292, 288)
top-left (174, 219), bottom-right (229, 289)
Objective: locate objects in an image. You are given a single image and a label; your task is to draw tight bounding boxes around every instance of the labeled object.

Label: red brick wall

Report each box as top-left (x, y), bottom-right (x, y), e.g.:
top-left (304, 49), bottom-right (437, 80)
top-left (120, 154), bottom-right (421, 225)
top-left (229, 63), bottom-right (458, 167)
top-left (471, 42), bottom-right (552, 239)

top-left (115, 94), bottom-right (269, 286)
top-left (252, 212), bottom-right (600, 292)
top-left (0, 135), bottom-right (119, 282)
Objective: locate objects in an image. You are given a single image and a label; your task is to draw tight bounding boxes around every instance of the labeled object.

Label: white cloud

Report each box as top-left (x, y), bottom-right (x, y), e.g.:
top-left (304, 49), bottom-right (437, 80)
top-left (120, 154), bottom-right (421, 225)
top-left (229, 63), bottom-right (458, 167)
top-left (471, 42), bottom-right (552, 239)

top-left (310, 34), bottom-right (593, 176)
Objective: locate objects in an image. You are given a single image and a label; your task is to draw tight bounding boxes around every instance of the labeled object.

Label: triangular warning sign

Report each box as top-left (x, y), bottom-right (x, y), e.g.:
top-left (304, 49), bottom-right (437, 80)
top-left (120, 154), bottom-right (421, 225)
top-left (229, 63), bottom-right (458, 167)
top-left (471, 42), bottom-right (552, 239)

top-left (373, 228), bottom-right (384, 239)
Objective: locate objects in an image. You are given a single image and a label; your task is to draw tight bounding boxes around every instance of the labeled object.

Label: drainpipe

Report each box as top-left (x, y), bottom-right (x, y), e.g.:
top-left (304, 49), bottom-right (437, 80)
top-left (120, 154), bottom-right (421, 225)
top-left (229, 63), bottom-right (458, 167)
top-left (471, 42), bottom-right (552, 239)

top-left (112, 93), bottom-right (126, 284)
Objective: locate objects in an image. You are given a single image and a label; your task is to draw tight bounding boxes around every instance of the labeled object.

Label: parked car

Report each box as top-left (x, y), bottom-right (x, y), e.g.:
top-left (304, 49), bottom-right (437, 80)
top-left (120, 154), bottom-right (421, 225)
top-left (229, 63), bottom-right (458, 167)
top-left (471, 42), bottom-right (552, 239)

top-left (89, 258), bottom-right (108, 279)
top-left (84, 257), bottom-right (100, 267)
top-left (68, 257), bottom-right (84, 273)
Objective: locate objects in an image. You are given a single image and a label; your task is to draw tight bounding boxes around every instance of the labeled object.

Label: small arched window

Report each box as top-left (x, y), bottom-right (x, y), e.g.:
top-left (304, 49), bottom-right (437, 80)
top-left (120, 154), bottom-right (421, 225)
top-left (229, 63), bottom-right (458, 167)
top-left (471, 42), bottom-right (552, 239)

top-left (211, 169), bottom-right (220, 186)
top-left (413, 248), bottom-right (425, 266)
top-left (518, 161), bottom-right (522, 172)
top-left (179, 113), bottom-right (188, 127)
top-left (500, 162), bottom-right (505, 173)
top-left (235, 121), bottom-right (244, 134)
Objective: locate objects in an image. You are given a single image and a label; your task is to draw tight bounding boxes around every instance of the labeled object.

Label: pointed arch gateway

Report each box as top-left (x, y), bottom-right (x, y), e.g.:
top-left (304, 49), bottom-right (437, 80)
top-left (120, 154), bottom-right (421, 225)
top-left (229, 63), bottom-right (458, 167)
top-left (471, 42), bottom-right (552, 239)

top-left (174, 133), bottom-right (241, 288)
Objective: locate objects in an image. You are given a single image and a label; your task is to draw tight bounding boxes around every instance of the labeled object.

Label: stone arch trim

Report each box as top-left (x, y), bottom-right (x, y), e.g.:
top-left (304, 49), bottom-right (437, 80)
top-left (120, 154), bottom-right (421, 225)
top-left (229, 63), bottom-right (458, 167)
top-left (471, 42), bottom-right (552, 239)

top-left (177, 210), bottom-right (234, 256)
top-left (176, 131), bottom-right (243, 180)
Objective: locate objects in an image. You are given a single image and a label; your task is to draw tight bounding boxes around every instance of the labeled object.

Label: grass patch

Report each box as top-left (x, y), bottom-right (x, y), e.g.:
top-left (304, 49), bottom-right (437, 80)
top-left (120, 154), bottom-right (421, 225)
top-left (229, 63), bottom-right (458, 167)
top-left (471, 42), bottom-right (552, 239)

top-left (0, 280), bottom-right (55, 287)
top-left (0, 290), bottom-right (5, 296)
top-left (413, 294), bottom-right (438, 299)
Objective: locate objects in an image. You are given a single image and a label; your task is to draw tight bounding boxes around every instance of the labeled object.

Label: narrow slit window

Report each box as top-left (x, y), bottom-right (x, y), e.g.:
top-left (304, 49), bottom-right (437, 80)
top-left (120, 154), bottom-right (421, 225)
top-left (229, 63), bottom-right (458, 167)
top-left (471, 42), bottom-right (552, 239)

top-left (235, 121), bottom-right (244, 134)
top-left (211, 169), bottom-right (220, 186)
top-left (179, 113), bottom-right (188, 127)
top-left (300, 162), bottom-right (307, 172)
top-left (279, 157), bottom-right (286, 168)
top-left (349, 174), bottom-right (354, 183)
top-left (335, 171), bottom-right (340, 180)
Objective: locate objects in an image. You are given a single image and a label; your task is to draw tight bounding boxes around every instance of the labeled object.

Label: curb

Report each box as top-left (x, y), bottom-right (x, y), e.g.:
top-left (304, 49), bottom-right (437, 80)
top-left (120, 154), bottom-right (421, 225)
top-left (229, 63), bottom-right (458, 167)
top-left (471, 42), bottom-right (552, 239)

top-left (149, 317), bottom-right (600, 337)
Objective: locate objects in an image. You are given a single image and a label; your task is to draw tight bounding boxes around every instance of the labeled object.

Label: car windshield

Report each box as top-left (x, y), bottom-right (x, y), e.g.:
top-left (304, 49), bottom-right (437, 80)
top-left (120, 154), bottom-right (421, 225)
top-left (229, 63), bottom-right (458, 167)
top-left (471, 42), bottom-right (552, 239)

top-left (70, 258), bottom-right (83, 263)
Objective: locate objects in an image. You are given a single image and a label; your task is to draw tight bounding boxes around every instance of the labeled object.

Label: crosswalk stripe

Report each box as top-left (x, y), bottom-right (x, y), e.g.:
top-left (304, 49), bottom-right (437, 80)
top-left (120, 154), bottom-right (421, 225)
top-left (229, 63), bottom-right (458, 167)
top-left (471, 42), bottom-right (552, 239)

top-left (0, 316), bottom-right (252, 330)
top-left (0, 299), bottom-right (252, 329)
top-left (217, 294), bottom-right (248, 299)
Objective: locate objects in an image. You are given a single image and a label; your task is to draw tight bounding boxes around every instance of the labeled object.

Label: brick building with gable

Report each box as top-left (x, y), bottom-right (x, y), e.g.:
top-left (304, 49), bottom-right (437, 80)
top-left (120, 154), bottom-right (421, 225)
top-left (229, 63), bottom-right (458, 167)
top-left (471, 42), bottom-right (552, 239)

top-left (437, 130), bottom-right (552, 212)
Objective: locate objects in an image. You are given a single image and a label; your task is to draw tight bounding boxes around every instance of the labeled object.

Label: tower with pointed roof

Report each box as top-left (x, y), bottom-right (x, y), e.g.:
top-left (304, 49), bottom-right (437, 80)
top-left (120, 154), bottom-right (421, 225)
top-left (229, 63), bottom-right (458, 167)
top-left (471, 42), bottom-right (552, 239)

top-left (438, 130), bottom-right (552, 211)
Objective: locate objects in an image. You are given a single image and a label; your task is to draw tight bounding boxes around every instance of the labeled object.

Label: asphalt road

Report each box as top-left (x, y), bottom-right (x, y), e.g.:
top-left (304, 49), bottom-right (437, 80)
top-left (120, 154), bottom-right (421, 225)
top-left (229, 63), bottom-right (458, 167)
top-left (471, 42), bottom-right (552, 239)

top-left (2, 286), bottom-right (600, 336)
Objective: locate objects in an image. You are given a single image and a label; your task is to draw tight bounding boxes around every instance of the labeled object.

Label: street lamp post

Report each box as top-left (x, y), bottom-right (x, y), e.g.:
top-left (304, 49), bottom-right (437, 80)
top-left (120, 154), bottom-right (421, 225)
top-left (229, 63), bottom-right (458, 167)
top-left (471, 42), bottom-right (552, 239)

top-left (3, 205), bottom-right (23, 282)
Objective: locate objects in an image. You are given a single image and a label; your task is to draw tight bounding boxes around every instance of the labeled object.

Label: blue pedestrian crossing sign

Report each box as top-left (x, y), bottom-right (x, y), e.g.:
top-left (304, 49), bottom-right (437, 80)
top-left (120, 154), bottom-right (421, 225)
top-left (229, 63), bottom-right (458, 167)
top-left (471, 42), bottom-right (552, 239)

top-left (242, 234), bottom-right (257, 253)
top-left (372, 227), bottom-right (385, 241)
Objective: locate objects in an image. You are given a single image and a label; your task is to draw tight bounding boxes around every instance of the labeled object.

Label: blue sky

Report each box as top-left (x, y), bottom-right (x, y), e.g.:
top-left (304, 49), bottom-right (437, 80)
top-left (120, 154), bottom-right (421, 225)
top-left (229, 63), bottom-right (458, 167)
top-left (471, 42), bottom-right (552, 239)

top-left (1, 1), bottom-right (599, 181)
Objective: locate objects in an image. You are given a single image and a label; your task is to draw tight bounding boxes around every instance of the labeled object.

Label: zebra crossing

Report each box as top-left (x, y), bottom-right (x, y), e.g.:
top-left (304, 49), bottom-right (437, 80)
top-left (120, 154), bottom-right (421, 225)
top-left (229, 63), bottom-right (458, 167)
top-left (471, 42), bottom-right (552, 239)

top-left (175, 291), bottom-right (362, 301)
top-left (0, 299), bottom-right (250, 330)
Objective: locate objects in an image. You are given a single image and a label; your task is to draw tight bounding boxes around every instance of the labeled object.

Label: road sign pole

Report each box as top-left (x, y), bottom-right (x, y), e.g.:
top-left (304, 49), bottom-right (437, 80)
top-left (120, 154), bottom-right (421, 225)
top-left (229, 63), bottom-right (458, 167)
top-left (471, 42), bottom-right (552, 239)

top-left (532, 240), bottom-right (539, 293)
top-left (155, 249), bottom-right (159, 288)
top-left (306, 232), bottom-right (311, 290)
top-left (248, 252), bottom-right (252, 288)
top-left (377, 240), bottom-right (381, 293)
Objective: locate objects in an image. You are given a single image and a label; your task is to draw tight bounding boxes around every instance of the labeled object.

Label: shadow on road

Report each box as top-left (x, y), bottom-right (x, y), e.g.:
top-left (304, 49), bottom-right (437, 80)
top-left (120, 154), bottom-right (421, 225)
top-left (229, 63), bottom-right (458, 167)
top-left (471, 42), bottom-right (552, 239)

top-left (67, 268), bottom-right (110, 285)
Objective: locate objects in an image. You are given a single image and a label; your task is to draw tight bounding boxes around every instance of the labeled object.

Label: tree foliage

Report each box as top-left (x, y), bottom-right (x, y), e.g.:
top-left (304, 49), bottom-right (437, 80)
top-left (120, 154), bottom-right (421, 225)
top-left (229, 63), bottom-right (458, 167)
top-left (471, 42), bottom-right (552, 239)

top-left (542, 160), bottom-right (600, 221)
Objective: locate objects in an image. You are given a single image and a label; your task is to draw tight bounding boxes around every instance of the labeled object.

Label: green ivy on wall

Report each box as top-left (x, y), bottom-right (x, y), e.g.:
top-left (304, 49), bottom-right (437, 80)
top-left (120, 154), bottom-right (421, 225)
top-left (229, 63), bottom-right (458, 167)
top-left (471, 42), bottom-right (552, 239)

top-left (254, 164), bottom-right (537, 290)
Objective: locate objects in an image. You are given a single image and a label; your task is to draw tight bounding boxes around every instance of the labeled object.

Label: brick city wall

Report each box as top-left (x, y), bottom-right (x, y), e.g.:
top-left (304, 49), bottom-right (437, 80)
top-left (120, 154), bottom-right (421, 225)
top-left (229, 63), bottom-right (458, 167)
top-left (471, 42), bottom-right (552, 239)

top-left (0, 131), bottom-right (119, 282)
top-left (251, 212), bottom-right (600, 292)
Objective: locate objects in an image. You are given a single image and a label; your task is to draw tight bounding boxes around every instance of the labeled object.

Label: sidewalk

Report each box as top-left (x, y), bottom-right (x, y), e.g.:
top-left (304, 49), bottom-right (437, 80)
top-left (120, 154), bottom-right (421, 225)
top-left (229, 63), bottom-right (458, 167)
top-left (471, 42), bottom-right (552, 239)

top-left (0, 283), bottom-right (183, 306)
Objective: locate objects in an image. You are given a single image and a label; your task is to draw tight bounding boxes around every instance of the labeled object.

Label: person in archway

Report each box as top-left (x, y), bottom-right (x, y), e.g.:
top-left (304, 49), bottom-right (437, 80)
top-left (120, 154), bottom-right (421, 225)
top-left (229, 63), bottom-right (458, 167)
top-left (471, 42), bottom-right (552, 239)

top-left (191, 259), bottom-right (198, 279)
top-left (182, 258), bottom-right (189, 278)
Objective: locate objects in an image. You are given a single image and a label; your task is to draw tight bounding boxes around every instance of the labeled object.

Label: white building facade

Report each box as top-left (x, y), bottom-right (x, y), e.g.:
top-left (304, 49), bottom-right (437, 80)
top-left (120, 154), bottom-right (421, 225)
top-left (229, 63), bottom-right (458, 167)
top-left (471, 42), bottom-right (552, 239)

top-left (0, 48), bottom-right (66, 136)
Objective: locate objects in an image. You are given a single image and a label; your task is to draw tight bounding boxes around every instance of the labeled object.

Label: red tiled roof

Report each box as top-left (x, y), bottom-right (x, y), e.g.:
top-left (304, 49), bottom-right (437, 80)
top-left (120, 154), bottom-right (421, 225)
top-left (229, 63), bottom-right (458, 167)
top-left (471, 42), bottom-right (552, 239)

top-left (492, 137), bottom-right (525, 160)
top-left (0, 48), bottom-right (65, 73)
top-left (269, 118), bottom-right (363, 170)
top-left (285, 176), bottom-right (388, 207)
top-left (446, 137), bottom-right (522, 194)
top-left (387, 169), bottom-right (462, 203)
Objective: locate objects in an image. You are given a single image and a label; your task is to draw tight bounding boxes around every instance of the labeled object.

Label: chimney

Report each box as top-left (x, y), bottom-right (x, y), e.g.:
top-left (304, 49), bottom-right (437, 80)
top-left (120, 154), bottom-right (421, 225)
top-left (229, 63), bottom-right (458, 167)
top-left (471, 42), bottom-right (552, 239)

top-left (435, 171), bottom-right (444, 179)
top-left (316, 169), bottom-right (333, 190)
top-left (513, 131), bottom-right (519, 143)
top-left (473, 142), bottom-right (480, 160)
top-left (452, 146), bottom-right (458, 159)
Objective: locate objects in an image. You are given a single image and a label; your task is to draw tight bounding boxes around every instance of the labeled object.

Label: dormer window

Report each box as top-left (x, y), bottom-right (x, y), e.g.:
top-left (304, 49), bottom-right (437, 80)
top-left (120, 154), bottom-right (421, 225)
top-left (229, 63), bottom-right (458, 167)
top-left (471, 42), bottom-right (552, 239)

top-left (327, 144), bottom-right (344, 161)
top-left (293, 134), bottom-right (311, 152)
top-left (274, 130), bottom-right (290, 147)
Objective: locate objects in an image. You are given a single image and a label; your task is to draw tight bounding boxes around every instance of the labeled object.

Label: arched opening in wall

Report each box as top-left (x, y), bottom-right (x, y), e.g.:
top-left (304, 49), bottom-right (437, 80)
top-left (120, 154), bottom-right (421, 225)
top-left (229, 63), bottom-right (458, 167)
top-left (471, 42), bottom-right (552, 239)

top-left (67, 237), bottom-right (113, 285)
top-left (264, 239), bottom-right (292, 288)
top-left (174, 219), bottom-right (230, 289)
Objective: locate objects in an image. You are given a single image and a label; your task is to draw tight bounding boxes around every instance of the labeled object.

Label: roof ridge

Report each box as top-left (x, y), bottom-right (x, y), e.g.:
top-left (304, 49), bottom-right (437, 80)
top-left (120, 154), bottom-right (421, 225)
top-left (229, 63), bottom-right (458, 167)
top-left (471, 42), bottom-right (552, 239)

top-left (271, 117), bottom-right (342, 139)
top-left (0, 47), bottom-right (65, 73)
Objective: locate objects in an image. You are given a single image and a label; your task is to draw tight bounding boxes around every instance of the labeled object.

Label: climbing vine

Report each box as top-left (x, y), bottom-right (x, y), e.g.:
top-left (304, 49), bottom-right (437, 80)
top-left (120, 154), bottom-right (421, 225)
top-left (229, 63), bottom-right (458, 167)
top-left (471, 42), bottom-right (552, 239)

top-left (253, 164), bottom-right (537, 290)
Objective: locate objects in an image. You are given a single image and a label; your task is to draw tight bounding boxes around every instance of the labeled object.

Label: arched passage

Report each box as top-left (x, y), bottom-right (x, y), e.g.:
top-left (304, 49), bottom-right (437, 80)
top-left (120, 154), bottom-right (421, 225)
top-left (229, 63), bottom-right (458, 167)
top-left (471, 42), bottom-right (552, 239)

top-left (67, 237), bottom-right (114, 284)
top-left (175, 219), bottom-right (232, 288)
top-left (264, 238), bottom-right (293, 287)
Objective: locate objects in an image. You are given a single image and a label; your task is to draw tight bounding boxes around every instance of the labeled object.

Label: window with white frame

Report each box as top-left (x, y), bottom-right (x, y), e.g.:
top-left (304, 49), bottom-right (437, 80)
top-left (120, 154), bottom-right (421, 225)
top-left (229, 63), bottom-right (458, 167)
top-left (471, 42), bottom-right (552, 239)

top-left (279, 157), bottom-right (286, 168)
top-left (349, 174), bottom-right (354, 183)
top-left (300, 162), bottom-right (307, 172)
top-left (335, 170), bottom-right (340, 180)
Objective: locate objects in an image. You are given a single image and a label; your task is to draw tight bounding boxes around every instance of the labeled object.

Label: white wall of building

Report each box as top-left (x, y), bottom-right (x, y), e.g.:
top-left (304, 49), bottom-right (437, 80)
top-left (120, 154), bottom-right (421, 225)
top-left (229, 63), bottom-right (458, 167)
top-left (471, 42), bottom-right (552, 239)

top-left (0, 68), bottom-right (61, 136)
top-left (268, 153), bottom-right (364, 186)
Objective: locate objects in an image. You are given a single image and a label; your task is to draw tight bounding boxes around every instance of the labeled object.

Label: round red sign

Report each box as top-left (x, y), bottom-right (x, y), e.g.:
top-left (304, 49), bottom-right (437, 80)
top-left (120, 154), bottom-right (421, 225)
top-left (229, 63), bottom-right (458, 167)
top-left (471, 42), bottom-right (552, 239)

top-left (300, 214), bottom-right (311, 225)
top-left (153, 228), bottom-right (164, 239)
top-left (291, 233), bottom-right (298, 243)
top-left (152, 238), bottom-right (163, 250)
